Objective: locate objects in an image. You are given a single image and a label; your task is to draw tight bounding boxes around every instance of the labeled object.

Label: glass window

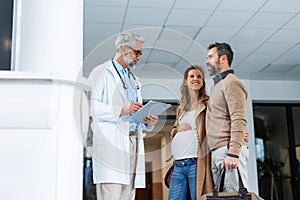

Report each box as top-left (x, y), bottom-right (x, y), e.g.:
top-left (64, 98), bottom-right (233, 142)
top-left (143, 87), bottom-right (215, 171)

top-left (253, 105), bottom-right (291, 200)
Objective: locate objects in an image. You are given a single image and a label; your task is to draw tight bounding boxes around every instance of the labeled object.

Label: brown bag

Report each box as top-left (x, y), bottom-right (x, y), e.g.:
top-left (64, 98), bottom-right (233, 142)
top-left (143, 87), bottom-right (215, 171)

top-left (200, 168), bottom-right (264, 200)
top-left (164, 164), bottom-right (174, 188)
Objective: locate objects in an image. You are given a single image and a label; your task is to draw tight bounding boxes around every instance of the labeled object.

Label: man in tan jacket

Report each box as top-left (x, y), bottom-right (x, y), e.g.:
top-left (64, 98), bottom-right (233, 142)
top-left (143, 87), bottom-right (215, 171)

top-left (205, 42), bottom-right (249, 192)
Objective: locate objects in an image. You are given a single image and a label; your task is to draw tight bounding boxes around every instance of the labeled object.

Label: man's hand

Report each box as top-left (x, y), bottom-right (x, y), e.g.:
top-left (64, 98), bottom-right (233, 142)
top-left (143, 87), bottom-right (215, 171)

top-left (121, 101), bottom-right (143, 115)
top-left (222, 156), bottom-right (239, 170)
top-left (144, 115), bottom-right (158, 126)
top-left (245, 131), bottom-right (249, 142)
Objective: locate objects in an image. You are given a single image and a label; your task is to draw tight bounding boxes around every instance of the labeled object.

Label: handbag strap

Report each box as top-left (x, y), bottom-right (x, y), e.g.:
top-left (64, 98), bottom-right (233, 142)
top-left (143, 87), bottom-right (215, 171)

top-left (237, 168), bottom-right (248, 197)
top-left (213, 167), bottom-right (248, 197)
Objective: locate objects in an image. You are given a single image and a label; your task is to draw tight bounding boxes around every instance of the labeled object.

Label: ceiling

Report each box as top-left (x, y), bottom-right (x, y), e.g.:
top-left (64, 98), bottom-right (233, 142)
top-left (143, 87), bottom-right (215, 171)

top-left (83, 0), bottom-right (300, 81)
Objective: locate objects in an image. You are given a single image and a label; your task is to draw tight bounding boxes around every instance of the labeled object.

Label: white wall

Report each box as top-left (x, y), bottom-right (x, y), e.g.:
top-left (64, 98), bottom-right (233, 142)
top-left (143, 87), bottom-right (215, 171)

top-left (251, 80), bottom-right (300, 102)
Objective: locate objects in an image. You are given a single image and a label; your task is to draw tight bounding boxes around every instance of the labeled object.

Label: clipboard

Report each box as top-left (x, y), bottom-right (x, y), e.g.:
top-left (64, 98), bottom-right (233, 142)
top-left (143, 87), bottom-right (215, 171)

top-left (130, 100), bottom-right (172, 123)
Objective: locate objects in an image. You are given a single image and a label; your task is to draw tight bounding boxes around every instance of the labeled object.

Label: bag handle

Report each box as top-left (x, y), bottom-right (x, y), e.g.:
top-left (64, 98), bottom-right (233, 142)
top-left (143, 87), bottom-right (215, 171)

top-left (213, 167), bottom-right (248, 197)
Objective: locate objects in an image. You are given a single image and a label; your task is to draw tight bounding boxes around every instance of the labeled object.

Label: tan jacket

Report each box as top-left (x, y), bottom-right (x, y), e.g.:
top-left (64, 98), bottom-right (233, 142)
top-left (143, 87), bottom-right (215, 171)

top-left (171, 99), bottom-right (214, 198)
top-left (206, 73), bottom-right (248, 156)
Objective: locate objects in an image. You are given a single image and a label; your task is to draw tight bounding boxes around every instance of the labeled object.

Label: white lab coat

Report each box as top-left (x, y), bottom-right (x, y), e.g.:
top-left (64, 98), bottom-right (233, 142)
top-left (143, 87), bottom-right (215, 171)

top-left (88, 60), bottom-right (152, 188)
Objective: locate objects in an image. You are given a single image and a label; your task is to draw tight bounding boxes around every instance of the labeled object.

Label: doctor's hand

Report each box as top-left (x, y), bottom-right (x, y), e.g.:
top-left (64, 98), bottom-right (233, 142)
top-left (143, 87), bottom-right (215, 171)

top-left (121, 101), bottom-right (143, 115)
top-left (144, 115), bottom-right (158, 126)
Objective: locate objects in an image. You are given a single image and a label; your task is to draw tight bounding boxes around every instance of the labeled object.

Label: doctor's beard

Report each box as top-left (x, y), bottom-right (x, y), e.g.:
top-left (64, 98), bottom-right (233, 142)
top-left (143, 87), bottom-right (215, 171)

top-left (123, 53), bottom-right (136, 68)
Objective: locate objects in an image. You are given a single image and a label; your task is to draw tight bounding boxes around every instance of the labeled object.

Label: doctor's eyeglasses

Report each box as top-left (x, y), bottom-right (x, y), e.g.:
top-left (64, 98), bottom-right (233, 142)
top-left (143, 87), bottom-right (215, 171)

top-left (128, 46), bottom-right (142, 56)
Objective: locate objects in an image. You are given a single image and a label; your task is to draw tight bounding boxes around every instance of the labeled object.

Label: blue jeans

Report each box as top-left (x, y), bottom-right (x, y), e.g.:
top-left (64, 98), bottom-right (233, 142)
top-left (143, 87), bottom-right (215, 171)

top-left (168, 157), bottom-right (197, 200)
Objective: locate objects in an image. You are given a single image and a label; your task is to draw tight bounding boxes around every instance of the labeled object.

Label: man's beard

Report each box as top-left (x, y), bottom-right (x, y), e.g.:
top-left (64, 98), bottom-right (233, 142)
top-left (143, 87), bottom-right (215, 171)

top-left (208, 64), bottom-right (220, 76)
top-left (208, 59), bottom-right (221, 76)
top-left (123, 54), bottom-right (135, 67)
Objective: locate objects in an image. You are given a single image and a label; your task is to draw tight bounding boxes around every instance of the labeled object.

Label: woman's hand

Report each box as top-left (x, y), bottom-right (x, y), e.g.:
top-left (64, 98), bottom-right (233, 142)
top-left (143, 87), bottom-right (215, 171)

top-left (177, 123), bottom-right (192, 132)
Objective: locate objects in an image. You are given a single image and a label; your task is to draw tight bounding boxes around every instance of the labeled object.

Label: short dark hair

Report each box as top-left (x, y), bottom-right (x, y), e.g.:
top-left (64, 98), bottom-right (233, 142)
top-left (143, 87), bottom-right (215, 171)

top-left (208, 42), bottom-right (234, 66)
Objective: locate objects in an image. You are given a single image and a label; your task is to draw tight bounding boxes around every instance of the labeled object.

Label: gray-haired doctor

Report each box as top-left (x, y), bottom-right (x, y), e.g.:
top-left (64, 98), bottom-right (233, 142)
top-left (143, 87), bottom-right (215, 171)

top-left (88, 31), bottom-right (158, 200)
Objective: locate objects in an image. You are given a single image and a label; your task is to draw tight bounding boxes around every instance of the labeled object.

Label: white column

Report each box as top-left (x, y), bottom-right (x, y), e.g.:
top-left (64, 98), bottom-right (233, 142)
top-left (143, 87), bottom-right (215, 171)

top-left (16, 0), bottom-right (82, 77)
top-left (2, 0), bottom-right (86, 200)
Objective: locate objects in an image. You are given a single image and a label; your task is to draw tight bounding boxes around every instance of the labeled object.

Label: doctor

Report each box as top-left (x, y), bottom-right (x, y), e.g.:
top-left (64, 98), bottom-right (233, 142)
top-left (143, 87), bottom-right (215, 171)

top-left (89, 31), bottom-right (158, 200)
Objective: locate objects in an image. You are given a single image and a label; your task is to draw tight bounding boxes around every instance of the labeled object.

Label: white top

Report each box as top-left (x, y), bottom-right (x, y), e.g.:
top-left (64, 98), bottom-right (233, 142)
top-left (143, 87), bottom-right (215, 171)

top-left (171, 109), bottom-right (198, 160)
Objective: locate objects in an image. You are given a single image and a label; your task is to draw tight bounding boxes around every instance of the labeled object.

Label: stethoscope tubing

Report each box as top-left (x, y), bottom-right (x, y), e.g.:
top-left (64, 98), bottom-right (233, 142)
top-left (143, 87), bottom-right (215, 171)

top-left (111, 59), bottom-right (139, 90)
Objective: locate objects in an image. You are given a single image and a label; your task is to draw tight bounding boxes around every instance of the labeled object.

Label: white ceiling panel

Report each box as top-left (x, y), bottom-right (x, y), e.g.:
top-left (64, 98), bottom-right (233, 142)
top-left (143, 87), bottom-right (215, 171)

top-left (217, 0), bottom-right (267, 12)
top-left (261, 0), bottom-right (300, 13)
top-left (269, 29), bottom-right (300, 43)
top-left (230, 42), bottom-right (261, 67)
top-left (231, 54), bottom-right (248, 67)
top-left (84, 0), bottom-right (128, 6)
top-left (196, 27), bottom-right (239, 42)
top-left (183, 42), bottom-right (207, 65)
top-left (84, 5), bottom-right (125, 23)
top-left (255, 42), bottom-right (295, 54)
top-left (230, 42), bottom-right (261, 55)
top-left (163, 25), bottom-right (201, 39)
top-left (139, 40), bottom-right (159, 49)
top-left (84, 37), bottom-right (107, 56)
top-left (286, 43), bottom-right (300, 55)
top-left (154, 39), bottom-right (190, 56)
top-left (84, 49), bottom-right (113, 64)
top-left (83, 0), bottom-right (300, 80)
top-left (121, 27), bottom-right (162, 43)
top-left (273, 55), bottom-right (300, 65)
top-left (206, 11), bottom-right (254, 28)
top-left (238, 54), bottom-right (282, 71)
top-left (147, 50), bottom-right (181, 63)
top-left (235, 71), bottom-right (256, 79)
top-left (249, 72), bottom-right (280, 80)
top-left (84, 23), bottom-right (121, 37)
top-left (233, 51), bottom-right (268, 68)
top-left (125, 7), bottom-right (169, 25)
top-left (134, 63), bottom-right (180, 79)
top-left (173, 59), bottom-right (194, 75)
top-left (122, 24), bottom-right (150, 32)
top-left (286, 65), bottom-right (300, 74)
top-left (138, 69), bottom-right (174, 79)
top-left (174, 0), bottom-right (221, 10)
top-left (128, 0), bottom-right (175, 8)
top-left (166, 9), bottom-right (211, 26)
top-left (280, 65), bottom-right (300, 80)
top-left (159, 28), bottom-right (196, 40)
top-left (195, 40), bottom-right (213, 51)
top-left (231, 28), bottom-right (276, 42)
top-left (285, 14), bottom-right (300, 29)
top-left (235, 63), bottom-right (266, 75)
top-left (261, 64), bottom-right (296, 73)
top-left (234, 63), bottom-right (258, 75)
top-left (245, 12), bottom-right (294, 29)
top-left (280, 71), bottom-right (300, 80)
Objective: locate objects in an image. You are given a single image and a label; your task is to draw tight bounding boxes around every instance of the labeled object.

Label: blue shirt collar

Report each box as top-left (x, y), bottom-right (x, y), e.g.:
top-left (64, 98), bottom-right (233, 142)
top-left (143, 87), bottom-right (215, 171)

top-left (112, 59), bottom-right (127, 73)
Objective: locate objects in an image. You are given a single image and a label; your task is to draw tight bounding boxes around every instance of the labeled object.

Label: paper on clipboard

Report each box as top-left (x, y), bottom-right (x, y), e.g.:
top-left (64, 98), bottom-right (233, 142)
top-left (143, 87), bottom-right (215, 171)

top-left (130, 100), bottom-right (172, 123)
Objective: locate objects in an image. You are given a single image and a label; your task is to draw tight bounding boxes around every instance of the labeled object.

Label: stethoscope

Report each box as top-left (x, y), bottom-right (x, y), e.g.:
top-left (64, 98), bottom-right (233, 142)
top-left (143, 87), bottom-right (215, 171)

top-left (111, 59), bottom-right (140, 90)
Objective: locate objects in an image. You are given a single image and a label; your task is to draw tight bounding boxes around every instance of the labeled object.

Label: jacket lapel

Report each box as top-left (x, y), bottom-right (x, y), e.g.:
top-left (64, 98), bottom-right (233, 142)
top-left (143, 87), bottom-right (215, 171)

top-left (196, 101), bottom-right (206, 117)
top-left (107, 62), bottom-right (128, 102)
